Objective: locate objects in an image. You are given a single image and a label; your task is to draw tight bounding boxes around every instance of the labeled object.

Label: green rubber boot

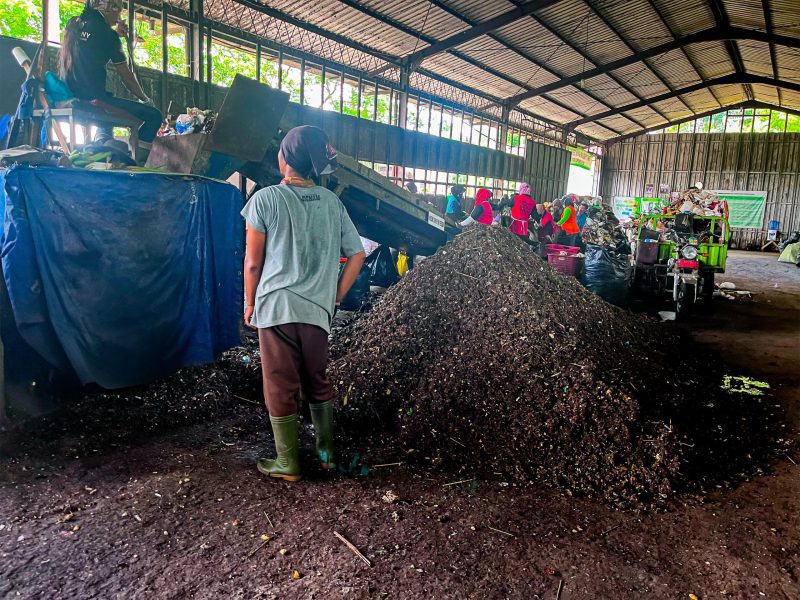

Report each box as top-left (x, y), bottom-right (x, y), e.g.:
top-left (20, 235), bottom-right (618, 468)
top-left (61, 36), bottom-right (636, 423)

top-left (310, 400), bottom-right (335, 470)
top-left (257, 414), bottom-right (302, 482)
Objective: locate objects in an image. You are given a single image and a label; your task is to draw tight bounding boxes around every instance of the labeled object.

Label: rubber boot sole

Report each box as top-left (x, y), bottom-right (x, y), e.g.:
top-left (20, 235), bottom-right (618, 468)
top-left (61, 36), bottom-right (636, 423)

top-left (256, 462), bottom-right (302, 482)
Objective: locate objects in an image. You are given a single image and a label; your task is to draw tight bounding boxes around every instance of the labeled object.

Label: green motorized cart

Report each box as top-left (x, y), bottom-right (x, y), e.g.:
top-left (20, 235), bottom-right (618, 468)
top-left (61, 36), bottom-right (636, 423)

top-left (632, 213), bottom-right (730, 317)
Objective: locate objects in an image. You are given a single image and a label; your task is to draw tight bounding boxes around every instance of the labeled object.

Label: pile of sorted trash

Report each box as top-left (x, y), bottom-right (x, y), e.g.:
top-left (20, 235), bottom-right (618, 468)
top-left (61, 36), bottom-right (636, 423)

top-left (666, 185), bottom-right (727, 217)
top-left (159, 107), bottom-right (217, 136)
top-left (331, 227), bottom-right (781, 506)
top-left (582, 204), bottom-right (629, 249)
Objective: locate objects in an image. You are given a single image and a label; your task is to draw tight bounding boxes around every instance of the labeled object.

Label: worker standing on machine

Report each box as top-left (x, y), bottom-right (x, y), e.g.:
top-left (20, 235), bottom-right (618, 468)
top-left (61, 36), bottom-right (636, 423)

top-left (58, 0), bottom-right (162, 143)
top-left (242, 125), bottom-right (366, 482)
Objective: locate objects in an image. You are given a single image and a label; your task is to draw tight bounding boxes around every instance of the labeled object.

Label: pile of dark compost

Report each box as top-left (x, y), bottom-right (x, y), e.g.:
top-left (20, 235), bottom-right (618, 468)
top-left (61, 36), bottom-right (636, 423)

top-left (331, 227), bottom-right (783, 507)
top-left (1, 347), bottom-right (262, 458)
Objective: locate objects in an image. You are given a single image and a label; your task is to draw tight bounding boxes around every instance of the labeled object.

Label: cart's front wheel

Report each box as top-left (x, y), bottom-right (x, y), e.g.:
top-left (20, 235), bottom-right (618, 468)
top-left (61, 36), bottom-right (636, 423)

top-left (676, 281), bottom-right (695, 319)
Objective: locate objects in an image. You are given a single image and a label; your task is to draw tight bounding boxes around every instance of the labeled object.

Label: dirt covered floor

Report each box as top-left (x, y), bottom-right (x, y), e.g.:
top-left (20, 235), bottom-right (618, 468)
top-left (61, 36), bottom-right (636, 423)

top-left (0, 250), bottom-right (798, 599)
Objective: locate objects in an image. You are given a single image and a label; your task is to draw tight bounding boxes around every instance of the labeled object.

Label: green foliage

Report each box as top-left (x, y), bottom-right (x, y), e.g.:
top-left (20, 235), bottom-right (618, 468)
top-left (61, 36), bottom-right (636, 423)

top-left (769, 111), bottom-right (786, 133)
top-left (210, 40), bottom-right (255, 86)
top-left (0, 0), bottom-right (82, 41)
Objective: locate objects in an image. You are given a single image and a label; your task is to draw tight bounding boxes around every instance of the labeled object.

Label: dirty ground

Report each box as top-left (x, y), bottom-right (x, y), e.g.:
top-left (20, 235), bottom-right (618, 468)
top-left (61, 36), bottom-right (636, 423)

top-left (0, 250), bottom-right (798, 599)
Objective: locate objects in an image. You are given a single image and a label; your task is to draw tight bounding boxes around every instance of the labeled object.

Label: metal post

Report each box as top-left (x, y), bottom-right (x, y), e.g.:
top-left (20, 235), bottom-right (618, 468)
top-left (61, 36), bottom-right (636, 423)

top-left (255, 40), bottom-right (261, 82)
top-left (499, 103), bottom-right (510, 152)
top-left (356, 73), bottom-right (363, 118)
top-left (339, 69), bottom-right (344, 113)
top-left (373, 81), bottom-right (378, 122)
top-left (641, 136), bottom-right (651, 195)
top-left (397, 67), bottom-right (409, 130)
top-left (205, 24), bottom-right (211, 105)
top-left (277, 49), bottom-right (283, 90)
top-left (189, 0), bottom-right (203, 105)
top-left (161, 6), bottom-right (168, 112)
top-left (469, 112), bottom-right (476, 146)
top-left (655, 134), bottom-right (665, 196)
top-left (320, 65), bottom-right (326, 108)
top-left (299, 57), bottom-right (306, 105)
top-left (127, 0), bottom-right (135, 59)
top-left (427, 98), bottom-right (432, 134)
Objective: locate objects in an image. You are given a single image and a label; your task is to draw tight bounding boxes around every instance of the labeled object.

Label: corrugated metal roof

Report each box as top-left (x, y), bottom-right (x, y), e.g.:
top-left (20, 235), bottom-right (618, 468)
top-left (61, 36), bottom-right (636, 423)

top-left (723, 0), bottom-right (765, 31)
top-left (678, 89), bottom-right (723, 113)
top-left (652, 0), bottom-right (716, 37)
top-left (188, 0), bottom-right (800, 141)
top-left (684, 41), bottom-right (736, 79)
top-left (575, 122), bottom-right (618, 140)
top-left (711, 83), bottom-right (750, 104)
top-left (493, 18), bottom-right (594, 79)
top-left (738, 40), bottom-right (777, 78)
top-left (595, 0), bottom-right (674, 52)
top-left (752, 84), bottom-right (780, 104)
top-left (439, 0), bottom-right (517, 23)
top-left (536, 0), bottom-right (633, 65)
top-left (775, 47), bottom-right (800, 84)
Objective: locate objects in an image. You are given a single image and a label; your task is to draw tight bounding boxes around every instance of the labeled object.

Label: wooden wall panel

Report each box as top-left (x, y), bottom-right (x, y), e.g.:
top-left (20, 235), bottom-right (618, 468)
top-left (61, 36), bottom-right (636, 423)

top-left (601, 132), bottom-right (800, 247)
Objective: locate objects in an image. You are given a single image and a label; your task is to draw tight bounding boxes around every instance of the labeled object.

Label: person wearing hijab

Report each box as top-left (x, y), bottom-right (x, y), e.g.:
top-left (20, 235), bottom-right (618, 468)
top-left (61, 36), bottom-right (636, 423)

top-left (576, 201), bottom-right (589, 232)
top-left (241, 125), bottom-right (366, 482)
top-left (460, 188), bottom-right (494, 227)
top-left (57, 0), bottom-right (162, 143)
top-left (557, 196), bottom-right (581, 246)
top-left (534, 202), bottom-right (556, 247)
top-left (509, 183), bottom-right (535, 242)
top-left (445, 185), bottom-right (466, 220)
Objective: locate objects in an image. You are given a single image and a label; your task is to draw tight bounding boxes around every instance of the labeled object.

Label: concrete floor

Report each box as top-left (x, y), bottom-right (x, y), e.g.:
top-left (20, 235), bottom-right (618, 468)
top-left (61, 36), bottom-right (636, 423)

top-left (685, 250), bottom-right (800, 427)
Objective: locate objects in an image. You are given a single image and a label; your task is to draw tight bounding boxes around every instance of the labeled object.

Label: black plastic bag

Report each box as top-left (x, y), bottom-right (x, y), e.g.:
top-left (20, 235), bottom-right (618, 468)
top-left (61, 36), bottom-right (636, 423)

top-left (581, 244), bottom-right (630, 306)
top-left (779, 231), bottom-right (800, 252)
top-left (365, 245), bottom-right (400, 288)
top-left (338, 262), bottom-right (371, 311)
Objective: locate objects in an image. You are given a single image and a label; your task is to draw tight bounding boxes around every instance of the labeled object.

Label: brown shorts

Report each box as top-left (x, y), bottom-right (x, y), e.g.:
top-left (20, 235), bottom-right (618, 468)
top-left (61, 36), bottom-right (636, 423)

top-left (258, 324), bottom-right (333, 417)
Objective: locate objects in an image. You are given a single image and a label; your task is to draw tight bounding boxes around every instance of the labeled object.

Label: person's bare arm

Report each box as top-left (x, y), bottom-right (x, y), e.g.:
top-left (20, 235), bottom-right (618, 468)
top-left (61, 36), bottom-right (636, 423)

top-left (336, 251), bottom-right (366, 304)
top-left (243, 225), bottom-right (267, 329)
top-left (114, 62), bottom-right (149, 102)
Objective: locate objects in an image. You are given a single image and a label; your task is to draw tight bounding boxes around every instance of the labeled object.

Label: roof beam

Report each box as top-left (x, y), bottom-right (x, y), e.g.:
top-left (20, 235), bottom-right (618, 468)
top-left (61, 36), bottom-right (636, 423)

top-left (608, 101), bottom-right (800, 143)
top-left (506, 0), bottom-right (669, 122)
top-left (499, 26), bottom-right (800, 108)
top-left (336, 3), bottom-right (621, 130)
top-left (763, 0), bottom-right (782, 106)
top-left (423, 0), bottom-right (647, 130)
top-left (400, 0), bottom-right (563, 68)
top-left (578, 0), bottom-right (691, 116)
top-left (231, 0), bottom-right (398, 66)
top-left (570, 75), bottom-right (800, 128)
top-left (643, 0), bottom-right (724, 110)
top-left (708, 0), bottom-right (753, 101)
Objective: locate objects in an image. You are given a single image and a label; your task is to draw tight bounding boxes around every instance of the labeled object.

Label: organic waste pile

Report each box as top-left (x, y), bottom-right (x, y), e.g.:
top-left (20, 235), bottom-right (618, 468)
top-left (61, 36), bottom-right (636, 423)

top-left (331, 227), bottom-right (783, 507)
top-left (582, 205), bottom-right (630, 251)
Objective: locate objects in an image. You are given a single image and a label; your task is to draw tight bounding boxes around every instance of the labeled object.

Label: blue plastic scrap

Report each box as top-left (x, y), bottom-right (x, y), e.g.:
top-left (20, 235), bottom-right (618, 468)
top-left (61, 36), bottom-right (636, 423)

top-left (0, 166), bottom-right (243, 389)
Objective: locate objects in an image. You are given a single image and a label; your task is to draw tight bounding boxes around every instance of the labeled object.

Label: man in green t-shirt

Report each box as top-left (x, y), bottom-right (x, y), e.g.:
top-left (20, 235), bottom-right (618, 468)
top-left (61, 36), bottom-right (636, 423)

top-left (241, 126), bottom-right (366, 481)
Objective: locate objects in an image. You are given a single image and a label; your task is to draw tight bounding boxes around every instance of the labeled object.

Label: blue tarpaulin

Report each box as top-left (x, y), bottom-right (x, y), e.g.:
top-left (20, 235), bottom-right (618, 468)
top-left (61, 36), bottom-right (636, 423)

top-left (1, 166), bottom-right (243, 389)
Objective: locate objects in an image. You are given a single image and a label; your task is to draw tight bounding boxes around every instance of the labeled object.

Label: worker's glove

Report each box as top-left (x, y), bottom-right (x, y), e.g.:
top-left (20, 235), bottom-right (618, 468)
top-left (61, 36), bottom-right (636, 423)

top-left (459, 216), bottom-right (476, 227)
